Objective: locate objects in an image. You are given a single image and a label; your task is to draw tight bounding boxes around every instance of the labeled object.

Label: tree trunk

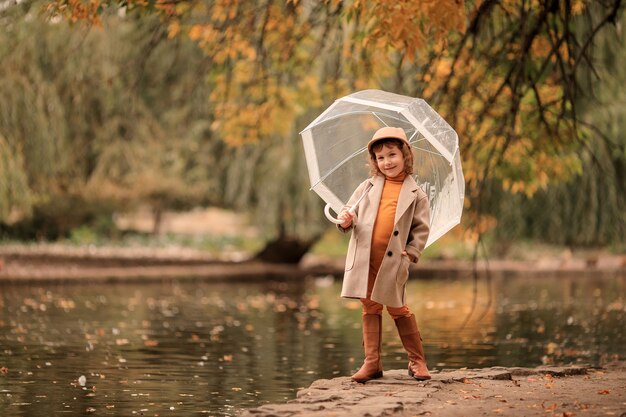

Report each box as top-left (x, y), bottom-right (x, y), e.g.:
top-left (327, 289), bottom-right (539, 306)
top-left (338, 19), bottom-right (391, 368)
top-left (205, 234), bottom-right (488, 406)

top-left (254, 235), bottom-right (320, 264)
top-left (152, 207), bottom-right (163, 235)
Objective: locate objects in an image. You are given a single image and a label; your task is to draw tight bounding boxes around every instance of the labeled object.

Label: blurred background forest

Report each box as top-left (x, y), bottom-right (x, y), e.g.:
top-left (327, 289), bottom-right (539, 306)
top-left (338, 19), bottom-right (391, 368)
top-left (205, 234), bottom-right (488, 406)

top-left (1, 0), bottom-right (625, 263)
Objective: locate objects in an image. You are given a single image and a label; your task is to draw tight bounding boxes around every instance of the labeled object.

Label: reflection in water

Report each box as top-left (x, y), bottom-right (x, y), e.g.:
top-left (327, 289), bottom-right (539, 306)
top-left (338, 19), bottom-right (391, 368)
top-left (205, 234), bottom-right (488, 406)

top-left (0, 274), bottom-right (624, 416)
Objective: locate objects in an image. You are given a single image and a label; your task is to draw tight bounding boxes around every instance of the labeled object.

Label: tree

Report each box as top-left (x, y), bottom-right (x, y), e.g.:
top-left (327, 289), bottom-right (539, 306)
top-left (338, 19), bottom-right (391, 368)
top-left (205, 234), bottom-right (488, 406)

top-left (3, 0), bottom-right (625, 259)
top-left (495, 6), bottom-right (626, 247)
top-left (0, 2), bottom-right (219, 237)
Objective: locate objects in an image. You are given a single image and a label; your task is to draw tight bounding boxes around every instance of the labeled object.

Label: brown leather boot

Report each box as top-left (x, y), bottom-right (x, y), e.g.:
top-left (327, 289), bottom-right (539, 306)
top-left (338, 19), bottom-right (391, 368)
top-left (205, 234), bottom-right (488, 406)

top-left (351, 314), bottom-right (383, 383)
top-left (394, 314), bottom-right (431, 380)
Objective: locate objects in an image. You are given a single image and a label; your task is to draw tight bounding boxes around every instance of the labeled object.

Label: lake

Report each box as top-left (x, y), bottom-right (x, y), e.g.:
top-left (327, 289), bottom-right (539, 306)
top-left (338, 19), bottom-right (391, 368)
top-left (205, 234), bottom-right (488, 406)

top-left (0, 273), bottom-right (624, 416)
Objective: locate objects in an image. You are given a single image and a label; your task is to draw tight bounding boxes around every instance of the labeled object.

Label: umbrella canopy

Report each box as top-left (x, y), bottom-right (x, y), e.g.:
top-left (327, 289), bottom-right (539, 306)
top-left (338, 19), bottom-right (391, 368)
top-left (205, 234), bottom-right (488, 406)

top-left (300, 89), bottom-right (464, 248)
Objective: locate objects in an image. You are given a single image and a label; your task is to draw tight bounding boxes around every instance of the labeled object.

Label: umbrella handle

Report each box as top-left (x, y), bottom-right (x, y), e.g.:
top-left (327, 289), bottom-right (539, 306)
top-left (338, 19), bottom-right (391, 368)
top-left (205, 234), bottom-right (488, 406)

top-left (324, 182), bottom-right (372, 225)
top-left (324, 203), bottom-right (348, 225)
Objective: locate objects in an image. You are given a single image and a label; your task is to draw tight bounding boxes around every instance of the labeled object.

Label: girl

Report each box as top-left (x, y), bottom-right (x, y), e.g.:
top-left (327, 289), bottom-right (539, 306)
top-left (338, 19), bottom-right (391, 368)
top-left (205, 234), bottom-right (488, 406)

top-left (337, 126), bottom-right (431, 383)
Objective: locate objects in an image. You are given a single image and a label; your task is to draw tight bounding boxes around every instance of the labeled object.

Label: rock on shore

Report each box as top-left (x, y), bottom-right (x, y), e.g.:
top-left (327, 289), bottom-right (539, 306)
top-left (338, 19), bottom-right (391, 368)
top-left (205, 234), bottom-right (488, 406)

top-left (240, 363), bottom-right (626, 417)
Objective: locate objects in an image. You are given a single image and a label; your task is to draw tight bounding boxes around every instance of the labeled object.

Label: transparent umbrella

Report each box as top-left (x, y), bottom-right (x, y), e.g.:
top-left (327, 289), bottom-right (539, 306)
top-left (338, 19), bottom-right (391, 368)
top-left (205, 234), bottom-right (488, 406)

top-left (300, 89), bottom-right (464, 248)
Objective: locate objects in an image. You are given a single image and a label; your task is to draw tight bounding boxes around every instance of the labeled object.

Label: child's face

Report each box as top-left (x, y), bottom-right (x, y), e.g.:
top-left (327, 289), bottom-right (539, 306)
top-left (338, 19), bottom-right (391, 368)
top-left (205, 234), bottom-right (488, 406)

top-left (374, 143), bottom-right (405, 178)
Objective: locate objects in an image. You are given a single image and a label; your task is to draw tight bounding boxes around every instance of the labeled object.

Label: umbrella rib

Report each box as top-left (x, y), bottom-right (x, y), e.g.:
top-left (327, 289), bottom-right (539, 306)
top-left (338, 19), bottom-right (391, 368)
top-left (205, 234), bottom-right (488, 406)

top-left (311, 110), bottom-right (413, 128)
top-left (430, 145), bottom-right (439, 227)
top-left (372, 112), bottom-right (417, 129)
top-left (372, 111), bottom-right (389, 127)
top-left (412, 146), bottom-right (448, 159)
top-left (371, 111), bottom-right (412, 124)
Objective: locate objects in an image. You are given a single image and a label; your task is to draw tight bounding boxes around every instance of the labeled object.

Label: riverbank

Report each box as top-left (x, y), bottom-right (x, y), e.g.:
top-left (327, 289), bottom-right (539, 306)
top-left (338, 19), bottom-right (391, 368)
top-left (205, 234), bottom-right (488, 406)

top-left (240, 363), bottom-right (626, 417)
top-left (1, 243), bottom-right (625, 283)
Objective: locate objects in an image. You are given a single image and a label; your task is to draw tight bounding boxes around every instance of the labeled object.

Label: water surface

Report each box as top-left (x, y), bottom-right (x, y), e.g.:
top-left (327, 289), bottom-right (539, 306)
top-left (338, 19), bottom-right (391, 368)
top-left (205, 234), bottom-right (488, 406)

top-left (0, 273), bottom-right (624, 416)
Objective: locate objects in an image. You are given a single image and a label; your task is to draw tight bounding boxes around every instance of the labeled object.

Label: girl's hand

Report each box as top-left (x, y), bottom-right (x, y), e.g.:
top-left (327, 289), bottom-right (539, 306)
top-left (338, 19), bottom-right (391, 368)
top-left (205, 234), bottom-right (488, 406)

top-left (402, 250), bottom-right (416, 263)
top-left (338, 209), bottom-right (355, 229)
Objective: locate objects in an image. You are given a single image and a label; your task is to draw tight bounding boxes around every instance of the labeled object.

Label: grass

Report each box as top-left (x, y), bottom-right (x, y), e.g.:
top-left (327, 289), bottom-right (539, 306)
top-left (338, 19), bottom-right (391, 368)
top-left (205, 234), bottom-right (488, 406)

top-left (40, 226), bottom-right (267, 257)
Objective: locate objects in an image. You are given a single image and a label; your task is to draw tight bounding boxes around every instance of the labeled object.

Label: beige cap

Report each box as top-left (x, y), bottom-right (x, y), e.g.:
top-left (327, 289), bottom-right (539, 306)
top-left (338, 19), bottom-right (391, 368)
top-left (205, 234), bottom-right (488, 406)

top-left (367, 127), bottom-right (410, 154)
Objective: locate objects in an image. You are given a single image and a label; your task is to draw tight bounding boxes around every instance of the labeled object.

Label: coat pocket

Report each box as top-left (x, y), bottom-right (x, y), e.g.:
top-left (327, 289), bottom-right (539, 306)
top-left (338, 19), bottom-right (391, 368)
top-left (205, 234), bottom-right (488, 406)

top-left (395, 255), bottom-right (410, 285)
top-left (345, 237), bottom-right (358, 271)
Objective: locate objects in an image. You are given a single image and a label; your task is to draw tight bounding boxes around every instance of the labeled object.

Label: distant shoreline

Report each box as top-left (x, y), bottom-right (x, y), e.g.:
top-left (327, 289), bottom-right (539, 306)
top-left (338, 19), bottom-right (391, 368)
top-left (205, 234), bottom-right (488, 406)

top-left (1, 243), bottom-right (624, 284)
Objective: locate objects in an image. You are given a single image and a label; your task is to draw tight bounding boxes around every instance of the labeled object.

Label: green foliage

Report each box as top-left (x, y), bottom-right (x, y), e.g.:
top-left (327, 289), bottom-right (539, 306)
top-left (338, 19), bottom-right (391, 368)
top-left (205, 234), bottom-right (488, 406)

top-left (69, 225), bottom-right (100, 245)
top-left (0, 2), bottom-right (219, 238)
top-left (493, 8), bottom-right (626, 247)
top-left (60, 229), bottom-right (265, 257)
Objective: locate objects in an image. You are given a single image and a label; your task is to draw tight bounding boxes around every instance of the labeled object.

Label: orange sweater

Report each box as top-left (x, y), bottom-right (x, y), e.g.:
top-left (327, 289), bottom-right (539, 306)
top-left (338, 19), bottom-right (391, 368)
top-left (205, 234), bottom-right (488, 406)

top-left (369, 174), bottom-right (405, 272)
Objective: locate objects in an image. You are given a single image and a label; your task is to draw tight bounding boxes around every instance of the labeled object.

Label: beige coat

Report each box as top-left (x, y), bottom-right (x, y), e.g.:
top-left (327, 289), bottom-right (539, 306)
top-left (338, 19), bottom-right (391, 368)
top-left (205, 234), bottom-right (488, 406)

top-left (338, 175), bottom-right (430, 307)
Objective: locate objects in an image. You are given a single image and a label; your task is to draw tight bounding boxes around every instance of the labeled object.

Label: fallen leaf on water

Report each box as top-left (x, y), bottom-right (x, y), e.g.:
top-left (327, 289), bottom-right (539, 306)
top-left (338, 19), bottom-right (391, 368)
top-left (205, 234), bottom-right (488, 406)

top-left (1, 367), bottom-right (8, 375)
top-left (562, 412), bottom-right (576, 417)
top-left (144, 340), bottom-right (159, 347)
top-left (597, 390), bottom-right (610, 395)
top-left (115, 339), bottom-right (129, 346)
top-left (223, 355), bottom-right (233, 362)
